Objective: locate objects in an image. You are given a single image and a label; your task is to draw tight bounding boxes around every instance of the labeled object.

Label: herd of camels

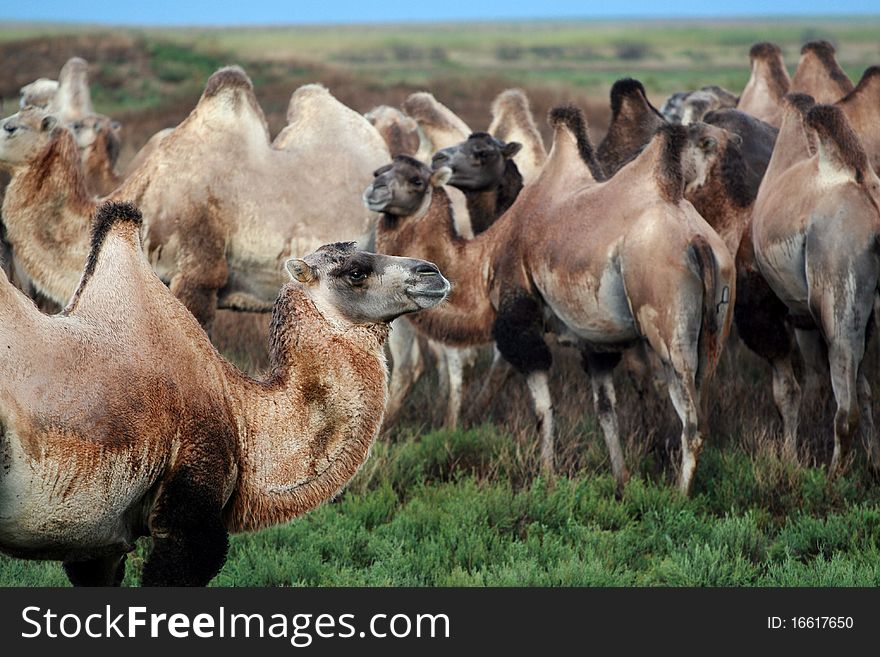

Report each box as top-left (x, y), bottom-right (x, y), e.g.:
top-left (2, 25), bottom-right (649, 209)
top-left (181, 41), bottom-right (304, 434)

top-left (1, 39), bottom-right (879, 585)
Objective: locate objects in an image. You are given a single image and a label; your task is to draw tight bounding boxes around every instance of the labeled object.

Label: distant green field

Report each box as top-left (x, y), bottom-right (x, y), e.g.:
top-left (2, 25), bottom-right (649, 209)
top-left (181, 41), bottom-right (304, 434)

top-left (3, 426), bottom-right (880, 587)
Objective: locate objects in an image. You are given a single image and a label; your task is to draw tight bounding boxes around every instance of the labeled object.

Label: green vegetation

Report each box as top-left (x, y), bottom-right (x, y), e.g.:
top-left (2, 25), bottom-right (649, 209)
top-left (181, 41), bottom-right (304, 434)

top-left (3, 426), bottom-right (880, 587)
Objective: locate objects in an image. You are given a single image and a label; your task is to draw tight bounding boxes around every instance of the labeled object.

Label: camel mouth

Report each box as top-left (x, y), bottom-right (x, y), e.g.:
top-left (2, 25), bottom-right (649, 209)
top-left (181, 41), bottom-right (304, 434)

top-left (363, 187), bottom-right (392, 212)
top-left (406, 278), bottom-right (451, 307)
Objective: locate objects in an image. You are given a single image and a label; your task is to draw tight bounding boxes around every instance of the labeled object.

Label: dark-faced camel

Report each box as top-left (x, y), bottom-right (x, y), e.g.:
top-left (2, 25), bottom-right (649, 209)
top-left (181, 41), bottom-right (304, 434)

top-left (738, 42), bottom-right (791, 128)
top-left (0, 66), bottom-right (389, 329)
top-left (743, 97), bottom-right (880, 473)
top-left (0, 201), bottom-right (449, 586)
top-left (368, 107), bottom-right (735, 493)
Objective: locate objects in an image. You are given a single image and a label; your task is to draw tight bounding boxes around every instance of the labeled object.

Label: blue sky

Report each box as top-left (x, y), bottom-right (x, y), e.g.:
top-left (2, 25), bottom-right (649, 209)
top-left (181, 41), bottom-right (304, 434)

top-left (3, 0), bottom-right (879, 25)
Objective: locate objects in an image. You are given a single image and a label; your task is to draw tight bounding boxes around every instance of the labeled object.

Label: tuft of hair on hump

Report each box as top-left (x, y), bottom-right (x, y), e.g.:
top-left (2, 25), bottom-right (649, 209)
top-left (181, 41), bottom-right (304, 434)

top-left (783, 92), bottom-right (816, 117)
top-left (203, 65), bottom-right (254, 98)
top-left (805, 104), bottom-right (868, 182)
top-left (800, 40), bottom-right (852, 89)
top-left (749, 42), bottom-right (782, 61)
top-left (73, 201), bottom-right (143, 297)
top-left (401, 92), bottom-right (449, 126)
top-left (655, 123), bottom-right (688, 203)
top-left (801, 40), bottom-right (836, 58)
top-left (609, 78), bottom-right (649, 117)
top-left (548, 104), bottom-right (605, 180)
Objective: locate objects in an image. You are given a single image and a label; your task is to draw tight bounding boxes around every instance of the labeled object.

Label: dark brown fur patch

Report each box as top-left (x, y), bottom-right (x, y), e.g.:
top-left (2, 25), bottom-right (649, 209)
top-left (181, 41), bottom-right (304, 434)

top-left (655, 124), bottom-right (687, 203)
top-left (547, 104), bottom-right (605, 180)
top-left (800, 40), bottom-right (854, 92)
top-left (465, 158), bottom-right (523, 234)
top-left (806, 104), bottom-right (868, 181)
top-left (609, 78), bottom-right (661, 119)
top-left (202, 66), bottom-right (253, 98)
top-left (703, 108), bottom-right (778, 200)
top-left (750, 41), bottom-right (782, 61)
top-left (598, 78), bottom-right (667, 177)
top-left (783, 92), bottom-right (816, 116)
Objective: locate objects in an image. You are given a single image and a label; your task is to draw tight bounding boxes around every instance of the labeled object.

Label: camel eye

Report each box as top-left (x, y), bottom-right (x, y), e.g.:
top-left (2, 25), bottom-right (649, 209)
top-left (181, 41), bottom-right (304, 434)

top-left (700, 137), bottom-right (718, 151)
top-left (348, 269), bottom-right (368, 283)
top-left (409, 177), bottom-right (423, 187)
top-left (3, 123), bottom-right (16, 135)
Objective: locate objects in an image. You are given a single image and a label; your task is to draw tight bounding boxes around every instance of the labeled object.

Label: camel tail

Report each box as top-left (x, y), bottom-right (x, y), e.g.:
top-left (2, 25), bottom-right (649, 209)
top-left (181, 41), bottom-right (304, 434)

top-left (688, 236), bottom-right (728, 390)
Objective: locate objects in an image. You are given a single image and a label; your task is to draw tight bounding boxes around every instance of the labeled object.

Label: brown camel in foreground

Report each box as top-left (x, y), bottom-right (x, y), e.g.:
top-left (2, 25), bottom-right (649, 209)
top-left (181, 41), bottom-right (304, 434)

top-left (0, 67), bottom-right (389, 328)
top-left (743, 98), bottom-right (880, 474)
top-left (368, 107), bottom-right (734, 493)
top-left (0, 201), bottom-right (449, 586)
top-left (738, 42), bottom-right (791, 128)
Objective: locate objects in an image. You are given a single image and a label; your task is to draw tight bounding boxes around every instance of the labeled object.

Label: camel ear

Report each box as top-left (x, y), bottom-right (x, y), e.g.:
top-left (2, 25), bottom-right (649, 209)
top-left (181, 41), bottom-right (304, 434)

top-left (430, 166), bottom-right (452, 187)
top-left (501, 141), bottom-right (522, 158)
top-left (284, 258), bottom-right (316, 283)
top-left (40, 115), bottom-right (58, 132)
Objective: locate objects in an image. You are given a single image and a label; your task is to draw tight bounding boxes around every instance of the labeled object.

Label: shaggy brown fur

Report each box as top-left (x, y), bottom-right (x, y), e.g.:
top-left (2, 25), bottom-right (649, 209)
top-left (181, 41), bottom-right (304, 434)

top-left (597, 78), bottom-right (667, 177)
top-left (547, 105), bottom-right (605, 180)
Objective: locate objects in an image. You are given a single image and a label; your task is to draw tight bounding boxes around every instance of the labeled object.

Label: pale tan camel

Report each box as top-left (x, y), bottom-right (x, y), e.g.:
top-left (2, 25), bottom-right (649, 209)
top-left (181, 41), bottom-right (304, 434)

top-left (791, 41), bottom-right (854, 104)
top-left (368, 107), bottom-right (735, 493)
top-left (746, 98), bottom-right (880, 474)
top-left (19, 79), bottom-right (58, 109)
top-left (0, 201), bottom-right (449, 586)
top-left (738, 42), bottom-right (791, 128)
top-left (0, 67), bottom-right (390, 328)
top-left (365, 105), bottom-right (420, 157)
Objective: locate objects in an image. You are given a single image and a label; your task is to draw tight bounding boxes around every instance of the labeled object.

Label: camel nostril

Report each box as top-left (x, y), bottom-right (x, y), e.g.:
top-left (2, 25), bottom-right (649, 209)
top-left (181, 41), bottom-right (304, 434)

top-left (415, 263), bottom-right (439, 276)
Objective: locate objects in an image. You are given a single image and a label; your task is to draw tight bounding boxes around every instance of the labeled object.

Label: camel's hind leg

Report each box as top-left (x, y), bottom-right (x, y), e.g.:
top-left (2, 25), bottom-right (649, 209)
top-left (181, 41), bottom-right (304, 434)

top-left (582, 351), bottom-right (629, 490)
top-left (771, 355), bottom-right (802, 462)
top-left (827, 344), bottom-right (864, 477)
top-left (858, 372), bottom-right (880, 473)
top-left (63, 553), bottom-right (127, 587)
top-left (142, 465), bottom-right (229, 586)
top-left (661, 360), bottom-right (705, 496)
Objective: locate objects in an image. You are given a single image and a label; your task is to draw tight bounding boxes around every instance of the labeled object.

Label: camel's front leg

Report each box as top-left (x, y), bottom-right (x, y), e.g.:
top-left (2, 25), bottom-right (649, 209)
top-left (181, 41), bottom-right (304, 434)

top-left (582, 351), bottom-right (629, 491)
top-left (384, 318), bottom-right (424, 426)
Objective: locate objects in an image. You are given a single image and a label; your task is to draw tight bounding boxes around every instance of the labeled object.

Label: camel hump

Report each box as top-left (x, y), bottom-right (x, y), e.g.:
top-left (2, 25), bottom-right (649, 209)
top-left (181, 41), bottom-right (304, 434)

top-left (547, 104), bottom-right (604, 180)
top-left (91, 200), bottom-right (143, 245)
top-left (202, 66), bottom-right (254, 99)
top-left (609, 78), bottom-right (657, 119)
top-left (841, 66), bottom-right (880, 102)
top-left (286, 83), bottom-right (333, 122)
top-left (654, 123), bottom-right (688, 203)
top-left (799, 40), bottom-right (853, 92)
top-left (806, 104), bottom-right (868, 180)
top-left (491, 88), bottom-right (530, 125)
top-left (402, 92), bottom-right (469, 133)
top-left (48, 56), bottom-right (93, 117)
top-left (749, 42), bottom-right (782, 61)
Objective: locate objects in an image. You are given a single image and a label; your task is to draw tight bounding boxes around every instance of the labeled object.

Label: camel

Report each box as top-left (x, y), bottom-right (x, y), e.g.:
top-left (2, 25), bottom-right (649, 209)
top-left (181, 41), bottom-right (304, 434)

top-left (661, 86), bottom-right (739, 125)
top-left (596, 78), bottom-right (665, 177)
top-left (368, 106), bottom-right (735, 493)
top-left (0, 67), bottom-right (390, 329)
top-left (365, 105), bottom-right (420, 157)
top-left (487, 88), bottom-right (547, 185)
top-left (791, 41), bottom-right (854, 105)
top-left (737, 42), bottom-right (791, 128)
top-left (837, 67), bottom-right (880, 174)
top-left (741, 97), bottom-right (880, 474)
top-left (0, 201), bottom-right (449, 586)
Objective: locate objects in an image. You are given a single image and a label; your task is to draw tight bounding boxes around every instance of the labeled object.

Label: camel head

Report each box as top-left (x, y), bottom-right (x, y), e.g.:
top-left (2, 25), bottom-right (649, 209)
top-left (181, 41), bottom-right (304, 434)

top-left (70, 114), bottom-right (122, 167)
top-left (284, 242), bottom-right (449, 326)
top-left (681, 122), bottom-right (730, 193)
top-left (0, 108), bottom-right (60, 169)
top-left (20, 78), bottom-right (58, 110)
top-left (431, 132), bottom-right (522, 191)
top-left (363, 155), bottom-right (451, 215)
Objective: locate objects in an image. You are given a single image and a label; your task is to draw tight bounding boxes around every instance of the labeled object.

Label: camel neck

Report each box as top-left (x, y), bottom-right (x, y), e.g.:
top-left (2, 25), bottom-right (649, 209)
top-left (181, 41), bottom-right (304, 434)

top-left (463, 161), bottom-right (523, 235)
top-left (3, 131), bottom-right (95, 305)
top-left (224, 286), bottom-right (389, 533)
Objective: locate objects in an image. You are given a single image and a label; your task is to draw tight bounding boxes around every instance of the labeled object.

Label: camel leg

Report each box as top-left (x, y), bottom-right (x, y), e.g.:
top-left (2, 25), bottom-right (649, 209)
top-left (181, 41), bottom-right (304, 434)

top-left (858, 371), bottom-right (880, 474)
top-left (63, 553), bottom-right (127, 587)
top-left (428, 339), bottom-right (451, 404)
top-left (795, 327), bottom-right (826, 399)
top-left (662, 362), bottom-right (705, 496)
top-left (771, 355), bottom-right (802, 462)
top-left (582, 351), bottom-right (629, 490)
top-left (493, 289), bottom-right (554, 473)
top-left (827, 345), bottom-right (862, 477)
top-left (142, 466), bottom-right (229, 586)
top-left (472, 346), bottom-right (514, 411)
top-left (443, 347), bottom-right (465, 428)
top-left (384, 318), bottom-right (424, 426)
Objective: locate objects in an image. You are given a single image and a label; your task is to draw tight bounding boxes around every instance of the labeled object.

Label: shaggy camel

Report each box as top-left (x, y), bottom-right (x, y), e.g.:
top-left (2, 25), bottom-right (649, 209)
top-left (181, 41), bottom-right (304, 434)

top-left (737, 42), bottom-right (791, 128)
top-left (791, 41), bottom-right (854, 105)
top-left (743, 98), bottom-right (880, 474)
top-left (365, 105), bottom-right (420, 157)
top-left (596, 78), bottom-right (665, 177)
top-left (838, 67), bottom-right (880, 173)
top-left (0, 67), bottom-right (389, 328)
top-left (368, 107), bottom-right (735, 493)
top-left (0, 201), bottom-right (449, 586)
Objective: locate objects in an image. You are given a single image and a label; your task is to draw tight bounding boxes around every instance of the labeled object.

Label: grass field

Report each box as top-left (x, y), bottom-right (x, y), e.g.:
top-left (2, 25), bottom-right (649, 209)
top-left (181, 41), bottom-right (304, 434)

top-left (2, 17), bottom-right (880, 586)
